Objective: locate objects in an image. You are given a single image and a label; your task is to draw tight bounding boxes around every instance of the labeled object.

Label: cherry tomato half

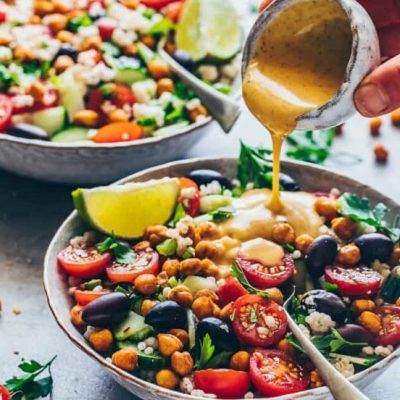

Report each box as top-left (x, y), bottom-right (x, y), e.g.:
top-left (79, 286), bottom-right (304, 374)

top-left (140, 0), bottom-right (177, 10)
top-left (325, 265), bottom-right (382, 297)
top-left (0, 11), bottom-right (7, 24)
top-left (178, 177), bottom-right (200, 217)
top-left (0, 385), bottom-right (11, 400)
top-left (237, 253), bottom-right (295, 289)
top-left (375, 306), bottom-right (400, 347)
top-left (92, 122), bottom-right (144, 143)
top-left (232, 294), bottom-right (287, 347)
top-left (57, 245), bottom-right (112, 279)
top-left (12, 85), bottom-right (59, 114)
top-left (250, 350), bottom-right (309, 397)
top-left (96, 17), bottom-right (117, 41)
top-left (194, 369), bottom-right (250, 399)
top-left (74, 289), bottom-right (111, 305)
top-left (106, 249), bottom-right (159, 283)
top-left (0, 95), bottom-right (12, 132)
top-left (162, 1), bottom-right (185, 22)
top-left (217, 276), bottom-right (248, 307)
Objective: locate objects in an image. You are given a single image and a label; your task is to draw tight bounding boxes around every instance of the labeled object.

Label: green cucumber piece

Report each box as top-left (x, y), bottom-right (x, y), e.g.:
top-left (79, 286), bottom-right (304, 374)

top-left (115, 68), bottom-right (147, 85)
top-left (137, 43), bottom-right (157, 65)
top-left (57, 72), bottom-right (86, 121)
top-left (113, 311), bottom-right (154, 341)
top-left (52, 127), bottom-right (90, 143)
top-left (182, 276), bottom-right (217, 295)
top-left (116, 342), bottom-right (167, 370)
top-left (153, 121), bottom-right (190, 136)
top-left (31, 106), bottom-right (67, 136)
top-left (200, 195), bottom-right (232, 213)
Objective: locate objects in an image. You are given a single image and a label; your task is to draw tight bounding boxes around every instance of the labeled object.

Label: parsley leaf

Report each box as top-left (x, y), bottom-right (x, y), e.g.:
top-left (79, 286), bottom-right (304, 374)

top-left (96, 236), bottom-right (136, 264)
top-left (168, 203), bottom-right (186, 227)
top-left (231, 262), bottom-right (269, 298)
top-left (204, 351), bottom-right (234, 369)
top-left (208, 207), bottom-right (236, 222)
top-left (195, 334), bottom-right (215, 369)
top-left (148, 18), bottom-right (175, 36)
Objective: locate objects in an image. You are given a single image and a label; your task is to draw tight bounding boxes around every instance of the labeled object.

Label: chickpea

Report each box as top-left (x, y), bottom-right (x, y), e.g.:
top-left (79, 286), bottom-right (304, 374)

top-left (230, 351), bottom-right (250, 371)
top-left (89, 329), bottom-right (113, 353)
top-left (157, 78), bottom-right (175, 97)
top-left (331, 217), bottom-right (358, 240)
top-left (134, 240), bottom-right (150, 252)
top-left (188, 104), bottom-right (208, 123)
top-left (171, 351), bottom-right (194, 376)
top-left (358, 311), bottom-right (382, 334)
top-left (314, 197), bottom-right (338, 220)
top-left (277, 338), bottom-right (295, 355)
top-left (195, 222), bottom-right (218, 241)
top-left (337, 244), bottom-right (361, 266)
top-left (391, 108), bottom-right (400, 126)
top-left (390, 248), bottom-right (400, 266)
top-left (29, 81), bottom-right (46, 101)
top-left (295, 234), bottom-right (314, 253)
top-left (162, 259), bottom-right (180, 277)
top-left (122, 0), bottom-right (140, 9)
top-left (112, 349), bottom-right (138, 372)
top-left (374, 144), bottom-right (389, 163)
top-left (14, 47), bottom-right (36, 62)
top-left (81, 36), bottom-right (102, 52)
top-left (44, 13), bottom-right (68, 33)
top-left (265, 287), bottom-right (284, 305)
top-left (141, 34), bottom-right (156, 49)
top-left (56, 30), bottom-right (75, 44)
top-left (272, 222), bottom-right (295, 245)
top-left (200, 259), bottom-right (220, 278)
top-left (54, 55), bottom-right (74, 74)
top-left (134, 274), bottom-right (157, 295)
top-left (164, 40), bottom-right (176, 55)
top-left (156, 369), bottom-right (179, 390)
top-left (179, 258), bottom-right (202, 276)
top-left (108, 109), bottom-right (130, 123)
top-left (396, 298), bottom-right (400, 307)
top-left (168, 285), bottom-right (193, 307)
top-left (140, 299), bottom-right (157, 316)
top-left (192, 296), bottom-right (217, 320)
top-left (310, 370), bottom-right (324, 388)
top-left (148, 59), bottom-right (171, 79)
top-left (370, 117), bottom-right (382, 137)
top-left (158, 334), bottom-right (183, 357)
top-left (124, 44), bottom-right (137, 57)
top-left (53, 0), bottom-right (73, 13)
top-left (144, 225), bottom-right (169, 245)
top-left (195, 241), bottom-right (220, 260)
top-left (0, 32), bottom-right (13, 46)
top-left (351, 299), bottom-right (375, 313)
top-left (74, 110), bottom-right (99, 127)
top-left (34, 0), bottom-right (55, 15)
top-left (70, 304), bottom-right (85, 328)
top-left (219, 302), bottom-right (234, 321)
top-left (194, 289), bottom-right (218, 301)
top-left (168, 329), bottom-right (189, 347)
top-left (28, 15), bottom-right (42, 24)
top-left (157, 271), bottom-right (169, 288)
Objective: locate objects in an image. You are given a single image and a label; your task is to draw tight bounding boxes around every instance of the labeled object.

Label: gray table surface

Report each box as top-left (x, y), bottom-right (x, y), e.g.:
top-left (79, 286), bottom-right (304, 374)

top-left (1, 106), bottom-right (400, 399)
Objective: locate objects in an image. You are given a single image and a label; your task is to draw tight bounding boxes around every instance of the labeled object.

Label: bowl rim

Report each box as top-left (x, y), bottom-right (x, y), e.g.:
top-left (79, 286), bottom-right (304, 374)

top-left (43, 156), bottom-right (400, 400)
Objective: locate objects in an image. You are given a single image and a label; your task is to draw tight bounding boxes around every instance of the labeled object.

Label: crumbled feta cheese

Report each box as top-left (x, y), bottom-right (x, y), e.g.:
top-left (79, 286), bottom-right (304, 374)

top-left (112, 28), bottom-right (137, 47)
top-left (11, 94), bottom-right (34, 108)
top-left (156, 91), bottom-right (173, 108)
top-left (333, 357), bottom-right (355, 378)
top-left (0, 47), bottom-right (12, 63)
top-left (245, 182), bottom-right (254, 190)
top-left (362, 346), bottom-right (374, 356)
top-left (374, 345), bottom-right (393, 357)
top-left (162, 287), bottom-right (172, 298)
top-left (305, 311), bottom-right (335, 334)
top-left (292, 250), bottom-right (302, 259)
top-left (133, 103), bottom-right (165, 127)
top-left (196, 114), bottom-right (208, 123)
top-left (181, 187), bottom-right (197, 200)
top-left (102, 100), bottom-right (117, 115)
top-left (180, 377), bottom-right (194, 394)
top-left (198, 64), bottom-right (219, 82)
top-left (217, 278), bottom-right (226, 288)
top-left (78, 49), bottom-right (98, 66)
top-left (88, 1), bottom-right (104, 18)
top-left (77, 25), bottom-right (99, 40)
top-left (298, 324), bottom-right (311, 339)
top-left (372, 260), bottom-right (391, 280)
top-left (109, 5), bottom-right (153, 33)
top-left (330, 187), bottom-right (341, 198)
top-left (200, 180), bottom-right (222, 197)
top-left (72, 62), bottom-right (115, 85)
top-left (319, 225), bottom-right (330, 234)
top-left (244, 392), bottom-right (254, 399)
top-left (132, 79), bottom-right (157, 104)
top-left (185, 98), bottom-right (201, 111)
top-left (220, 62), bottom-right (240, 80)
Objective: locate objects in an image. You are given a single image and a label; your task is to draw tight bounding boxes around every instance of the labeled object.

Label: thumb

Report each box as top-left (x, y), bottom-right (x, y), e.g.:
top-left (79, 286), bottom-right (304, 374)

top-left (354, 55), bottom-right (400, 117)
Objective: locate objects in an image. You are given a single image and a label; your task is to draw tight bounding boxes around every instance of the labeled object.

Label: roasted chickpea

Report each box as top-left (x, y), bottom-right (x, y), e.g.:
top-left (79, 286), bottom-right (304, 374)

top-left (141, 34), bottom-right (156, 49)
top-left (81, 36), bottom-right (102, 51)
top-left (265, 287), bottom-right (284, 305)
top-left (168, 329), bottom-right (189, 347)
top-left (396, 298), bottom-right (400, 307)
top-left (34, 0), bottom-right (55, 15)
top-left (195, 241), bottom-right (220, 260)
top-left (192, 296), bottom-right (217, 320)
top-left (108, 109), bottom-right (130, 123)
top-left (162, 259), bottom-right (180, 277)
top-left (188, 104), bottom-right (208, 123)
top-left (277, 338), bottom-right (295, 355)
top-left (314, 197), bottom-right (338, 220)
top-left (140, 299), bottom-right (157, 316)
top-left (29, 81), bottom-right (46, 101)
top-left (168, 285), bottom-right (193, 307)
top-left (158, 334), bottom-right (184, 357)
top-left (200, 259), bottom-right (220, 278)
top-left (148, 59), bottom-right (171, 79)
top-left (70, 304), bottom-right (85, 328)
top-left (14, 47), bottom-right (36, 62)
top-left (53, 0), bottom-right (73, 13)
top-left (44, 13), bottom-right (68, 33)
top-left (390, 247), bottom-right (400, 266)
top-left (134, 274), bottom-right (157, 295)
top-left (310, 370), bottom-right (324, 388)
top-left (144, 225), bottom-right (169, 245)
top-left (157, 271), bottom-right (169, 288)
top-left (370, 117), bottom-right (382, 137)
top-left (56, 30), bottom-right (75, 44)
top-left (112, 349), bottom-right (138, 372)
top-left (374, 144), bottom-right (389, 163)
top-left (219, 302), bottom-right (234, 321)
top-left (156, 369), bottom-right (179, 389)
top-left (28, 14), bottom-right (42, 24)
top-left (134, 241), bottom-right (151, 252)
top-left (351, 299), bottom-right (375, 313)
top-left (272, 223), bottom-right (295, 245)
top-left (123, 44), bottom-right (137, 57)
top-left (337, 244), bottom-right (361, 266)
top-left (74, 110), bottom-right (99, 127)
top-left (194, 289), bottom-right (218, 301)
top-left (89, 329), bottom-right (113, 353)
top-left (358, 311), bottom-right (382, 334)
top-left (0, 32), bottom-right (13, 46)
top-left (195, 222), bottom-right (218, 241)
top-left (122, 0), bottom-right (140, 9)
top-left (391, 108), bottom-right (400, 126)
top-left (54, 55), bottom-right (74, 74)
top-left (157, 78), bottom-right (175, 96)
top-left (179, 258), bottom-right (202, 276)
top-left (331, 217), bottom-right (358, 240)
top-left (171, 351), bottom-right (194, 376)
top-left (295, 234), bottom-right (314, 253)
top-left (230, 351), bottom-right (250, 371)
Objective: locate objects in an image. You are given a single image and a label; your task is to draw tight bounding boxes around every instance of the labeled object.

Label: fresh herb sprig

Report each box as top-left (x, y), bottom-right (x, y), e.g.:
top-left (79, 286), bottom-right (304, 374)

top-left (4, 356), bottom-right (56, 400)
top-left (231, 262), bottom-right (269, 299)
top-left (194, 334), bottom-right (233, 369)
top-left (97, 236), bottom-right (136, 264)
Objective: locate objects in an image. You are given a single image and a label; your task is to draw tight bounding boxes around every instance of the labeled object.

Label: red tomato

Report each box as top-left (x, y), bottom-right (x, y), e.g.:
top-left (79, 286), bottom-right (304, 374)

top-left (250, 350), bottom-right (309, 397)
top-left (375, 306), bottom-right (400, 347)
top-left (74, 289), bottom-right (111, 305)
top-left (237, 253), bottom-right (295, 289)
top-left (92, 122), bottom-right (144, 143)
top-left (178, 177), bottom-right (200, 217)
top-left (232, 294), bottom-right (287, 347)
top-left (162, 1), bottom-right (185, 22)
top-left (194, 369), bottom-right (250, 399)
top-left (106, 249), bottom-right (159, 283)
top-left (217, 277), bottom-right (248, 307)
top-left (0, 385), bottom-right (11, 400)
top-left (0, 95), bottom-right (12, 132)
top-left (140, 0), bottom-right (177, 10)
top-left (11, 87), bottom-right (59, 114)
top-left (97, 17), bottom-right (117, 41)
top-left (325, 265), bottom-right (382, 297)
top-left (58, 246), bottom-right (112, 278)
top-left (0, 11), bottom-right (6, 23)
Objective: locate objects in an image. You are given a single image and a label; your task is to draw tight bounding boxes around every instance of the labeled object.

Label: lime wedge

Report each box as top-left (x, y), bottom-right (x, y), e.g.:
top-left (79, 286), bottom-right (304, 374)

top-left (176, 0), bottom-right (241, 61)
top-left (72, 178), bottom-right (180, 239)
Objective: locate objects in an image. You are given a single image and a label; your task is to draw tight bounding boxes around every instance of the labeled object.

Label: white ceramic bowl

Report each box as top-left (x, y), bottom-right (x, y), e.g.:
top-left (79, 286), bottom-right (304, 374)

top-left (44, 157), bottom-right (400, 400)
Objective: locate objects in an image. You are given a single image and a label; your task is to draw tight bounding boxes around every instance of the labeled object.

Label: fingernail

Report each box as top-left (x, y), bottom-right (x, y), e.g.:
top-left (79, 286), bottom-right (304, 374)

top-left (355, 82), bottom-right (390, 116)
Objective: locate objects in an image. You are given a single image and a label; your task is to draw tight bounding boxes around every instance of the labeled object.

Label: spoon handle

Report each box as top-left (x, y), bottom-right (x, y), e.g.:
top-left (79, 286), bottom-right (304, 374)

top-left (287, 315), bottom-right (369, 400)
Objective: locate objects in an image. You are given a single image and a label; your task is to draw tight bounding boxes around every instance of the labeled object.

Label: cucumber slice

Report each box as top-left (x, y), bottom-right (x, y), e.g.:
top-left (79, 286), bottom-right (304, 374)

top-left (52, 127), bottom-right (91, 143)
top-left (109, 56), bottom-right (147, 85)
top-left (116, 342), bottom-right (167, 370)
top-left (31, 106), bottom-right (67, 136)
top-left (182, 276), bottom-right (218, 295)
top-left (57, 72), bottom-right (86, 121)
top-left (200, 195), bottom-right (232, 213)
top-left (113, 311), bottom-right (154, 341)
top-left (153, 121), bottom-right (190, 136)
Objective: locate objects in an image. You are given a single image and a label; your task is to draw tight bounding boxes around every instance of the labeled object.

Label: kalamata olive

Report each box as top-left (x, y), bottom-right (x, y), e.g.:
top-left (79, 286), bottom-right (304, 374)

top-left (196, 317), bottom-right (239, 352)
top-left (186, 169), bottom-right (232, 189)
top-left (279, 173), bottom-right (300, 191)
top-left (7, 124), bottom-right (50, 141)
top-left (172, 50), bottom-right (196, 71)
top-left (56, 43), bottom-right (78, 61)
top-left (354, 233), bottom-right (394, 263)
top-left (336, 324), bottom-right (374, 344)
top-left (144, 301), bottom-right (187, 332)
top-left (82, 292), bottom-right (130, 327)
top-left (305, 235), bottom-right (338, 278)
top-left (300, 289), bottom-right (347, 323)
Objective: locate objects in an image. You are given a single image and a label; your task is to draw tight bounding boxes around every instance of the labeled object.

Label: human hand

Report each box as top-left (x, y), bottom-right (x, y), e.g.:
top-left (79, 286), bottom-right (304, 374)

top-left (258, 0), bottom-right (400, 118)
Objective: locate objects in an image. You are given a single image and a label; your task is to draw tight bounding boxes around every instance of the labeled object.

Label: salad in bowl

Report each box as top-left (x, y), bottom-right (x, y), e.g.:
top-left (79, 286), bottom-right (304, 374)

top-left (45, 144), bottom-right (400, 399)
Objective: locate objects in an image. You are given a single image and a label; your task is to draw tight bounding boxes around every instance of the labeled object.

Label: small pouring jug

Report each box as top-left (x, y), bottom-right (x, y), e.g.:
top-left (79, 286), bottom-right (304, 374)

top-left (242, 0), bottom-right (381, 131)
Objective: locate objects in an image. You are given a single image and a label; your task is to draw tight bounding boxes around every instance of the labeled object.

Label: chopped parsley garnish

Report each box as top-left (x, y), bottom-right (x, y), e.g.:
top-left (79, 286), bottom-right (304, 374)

top-left (97, 236), bottom-right (136, 264)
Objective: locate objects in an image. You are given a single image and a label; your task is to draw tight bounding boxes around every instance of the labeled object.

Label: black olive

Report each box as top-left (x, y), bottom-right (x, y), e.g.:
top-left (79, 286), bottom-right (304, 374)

top-left (196, 317), bottom-right (239, 352)
top-left (82, 292), bottom-right (131, 327)
top-left (7, 124), bottom-right (50, 141)
top-left (279, 173), bottom-right (300, 191)
top-left (172, 50), bottom-right (196, 71)
top-left (305, 235), bottom-right (338, 278)
top-left (336, 324), bottom-right (374, 344)
top-left (300, 289), bottom-right (347, 323)
top-left (144, 301), bottom-right (187, 332)
top-left (56, 43), bottom-right (78, 61)
top-left (186, 169), bottom-right (232, 189)
top-left (354, 233), bottom-right (394, 264)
